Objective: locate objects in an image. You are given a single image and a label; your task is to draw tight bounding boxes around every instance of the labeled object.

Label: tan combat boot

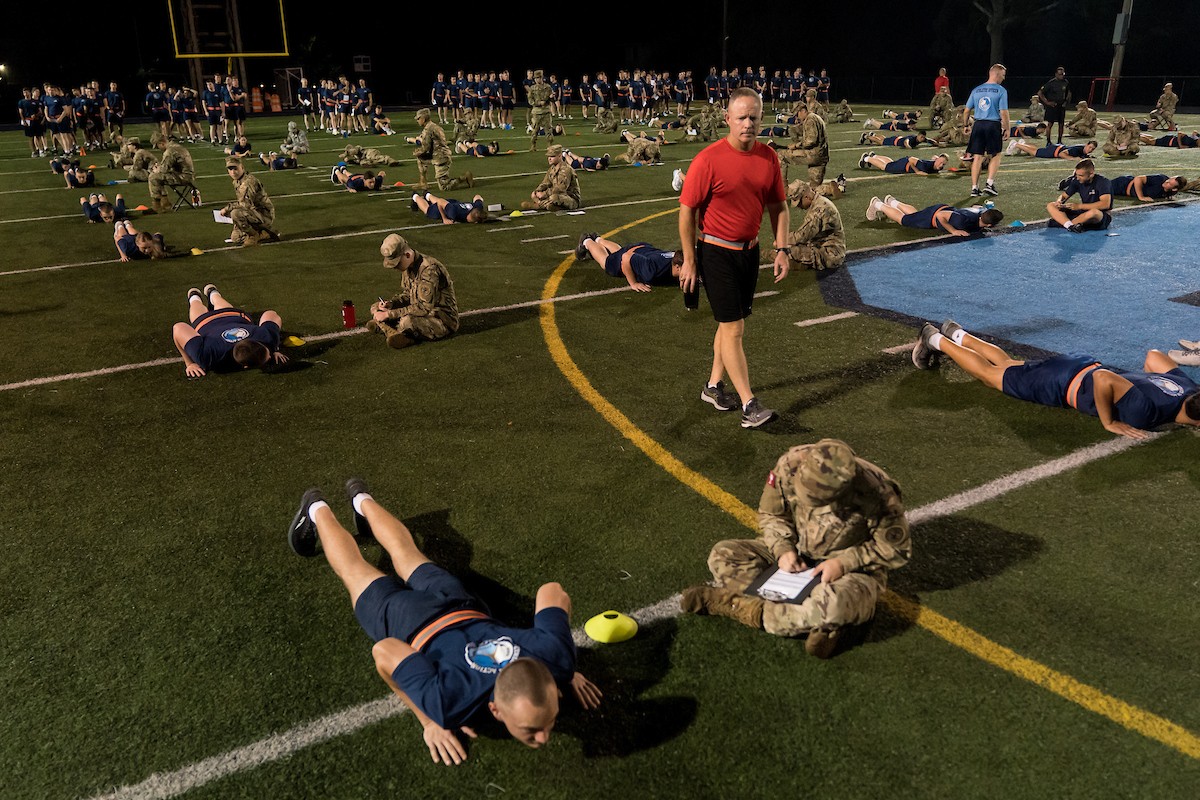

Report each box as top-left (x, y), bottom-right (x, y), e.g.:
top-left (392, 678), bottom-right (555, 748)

top-left (679, 586), bottom-right (764, 629)
top-left (804, 628), bottom-right (843, 659)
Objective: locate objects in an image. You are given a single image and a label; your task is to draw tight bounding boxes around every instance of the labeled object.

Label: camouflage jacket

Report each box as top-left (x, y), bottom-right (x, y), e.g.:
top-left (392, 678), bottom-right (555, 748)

top-left (383, 252), bottom-right (459, 327)
top-left (535, 162), bottom-right (580, 200)
top-left (414, 121), bottom-right (451, 160)
top-left (159, 143), bottom-right (194, 179)
top-left (1068, 108), bottom-right (1097, 128)
top-left (131, 149), bottom-right (158, 171)
top-left (232, 172), bottom-right (274, 218)
top-left (757, 445), bottom-right (910, 574)
top-left (791, 114), bottom-right (828, 160)
top-left (788, 195), bottom-right (845, 256)
top-left (1157, 91), bottom-right (1178, 113)
top-left (527, 82), bottom-right (552, 109)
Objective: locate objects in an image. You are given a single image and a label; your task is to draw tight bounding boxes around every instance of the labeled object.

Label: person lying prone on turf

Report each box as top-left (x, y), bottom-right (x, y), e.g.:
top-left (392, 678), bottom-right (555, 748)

top-left (287, 478), bottom-right (603, 765)
top-left (331, 165), bottom-right (386, 192)
top-left (865, 194), bottom-right (1003, 236)
top-left (1109, 174), bottom-right (1186, 202)
top-left (1004, 139), bottom-right (1096, 159)
top-left (81, 192), bottom-right (127, 223)
top-left (259, 151), bottom-right (299, 171)
top-left (572, 231), bottom-right (683, 291)
top-left (858, 152), bottom-right (948, 175)
top-left (171, 283), bottom-right (287, 377)
top-left (64, 163), bottom-right (95, 189)
top-left (412, 191), bottom-right (489, 224)
top-left (911, 320), bottom-right (1200, 440)
top-left (112, 220), bottom-right (166, 261)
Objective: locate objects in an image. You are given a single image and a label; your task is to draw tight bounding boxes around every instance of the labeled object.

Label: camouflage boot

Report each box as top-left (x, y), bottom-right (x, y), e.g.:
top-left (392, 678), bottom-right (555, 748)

top-left (680, 586), bottom-right (764, 629)
top-left (804, 628), bottom-right (843, 659)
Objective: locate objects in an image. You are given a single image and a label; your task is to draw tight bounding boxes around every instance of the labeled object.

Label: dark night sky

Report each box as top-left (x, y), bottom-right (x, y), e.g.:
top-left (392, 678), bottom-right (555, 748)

top-left (2, 0), bottom-right (1195, 110)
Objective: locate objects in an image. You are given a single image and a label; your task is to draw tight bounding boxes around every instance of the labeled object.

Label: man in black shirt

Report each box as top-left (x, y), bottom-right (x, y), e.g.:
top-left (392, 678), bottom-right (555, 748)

top-left (1046, 159), bottom-right (1112, 232)
top-left (1037, 66), bottom-right (1072, 144)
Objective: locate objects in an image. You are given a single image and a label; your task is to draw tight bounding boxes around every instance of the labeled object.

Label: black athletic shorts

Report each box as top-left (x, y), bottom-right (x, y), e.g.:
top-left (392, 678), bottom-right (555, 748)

top-left (697, 240), bottom-right (759, 323)
top-left (967, 119), bottom-right (1003, 155)
top-left (1044, 104), bottom-right (1066, 125)
top-left (1056, 208), bottom-right (1112, 230)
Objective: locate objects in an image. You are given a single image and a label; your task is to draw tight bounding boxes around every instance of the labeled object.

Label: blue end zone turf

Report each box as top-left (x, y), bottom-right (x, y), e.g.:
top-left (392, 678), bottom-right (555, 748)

top-left (830, 201), bottom-right (1200, 375)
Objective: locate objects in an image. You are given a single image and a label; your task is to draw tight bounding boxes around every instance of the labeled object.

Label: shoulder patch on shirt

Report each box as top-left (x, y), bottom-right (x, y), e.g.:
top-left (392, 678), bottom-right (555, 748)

top-left (767, 471), bottom-right (777, 488)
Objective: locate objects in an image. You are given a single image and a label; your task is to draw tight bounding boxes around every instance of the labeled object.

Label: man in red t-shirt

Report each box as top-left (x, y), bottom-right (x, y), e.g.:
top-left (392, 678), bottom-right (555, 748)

top-left (679, 87), bottom-right (791, 429)
top-left (934, 68), bottom-right (950, 96)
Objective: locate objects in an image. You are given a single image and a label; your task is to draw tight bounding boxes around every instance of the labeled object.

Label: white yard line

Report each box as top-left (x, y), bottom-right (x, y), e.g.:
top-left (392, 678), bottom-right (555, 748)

top-left (794, 311), bottom-right (858, 328)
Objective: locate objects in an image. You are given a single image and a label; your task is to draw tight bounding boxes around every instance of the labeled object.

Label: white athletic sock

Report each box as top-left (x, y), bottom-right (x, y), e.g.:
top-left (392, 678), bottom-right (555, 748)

top-left (949, 328), bottom-right (967, 346)
top-left (308, 499), bottom-right (330, 519)
top-left (927, 332), bottom-right (946, 352)
top-left (351, 493), bottom-right (373, 517)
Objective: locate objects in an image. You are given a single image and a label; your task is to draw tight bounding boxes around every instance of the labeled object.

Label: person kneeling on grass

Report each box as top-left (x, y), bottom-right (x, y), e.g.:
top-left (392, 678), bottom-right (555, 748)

top-left (412, 191), bottom-right (488, 224)
top-left (287, 478), bottom-right (603, 765)
top-left (865, 194), bottom-right (1003, 236)
top-left (369, 234), bottom-right (460, 349)
top-left (911, 320), bottom-right (1200, 440)
top-left (681, 439), bottom-right (911, 659)
top-left (573, 232), bottom-right (682, 292)
top-left (171, 284), bottom-right (287, 377)
top-left (112, 220), bottom-right (166, 261)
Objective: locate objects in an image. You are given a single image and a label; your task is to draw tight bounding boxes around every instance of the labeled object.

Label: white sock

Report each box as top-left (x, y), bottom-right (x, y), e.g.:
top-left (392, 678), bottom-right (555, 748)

top-left (927, 332), bottom-right (946, 352)
top-left (425, 192), bottom-right (434, 202)
top-left (308, 499), bottom-right (330, 519)
top-left (949, 328), bottom-right (967, 346)
top-left (352, 493), bottom-right (373, 517)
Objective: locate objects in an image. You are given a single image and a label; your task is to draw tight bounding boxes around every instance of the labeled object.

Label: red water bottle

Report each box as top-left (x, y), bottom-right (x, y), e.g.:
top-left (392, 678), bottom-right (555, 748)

top-left (342, 300), bottom-right (356, 329)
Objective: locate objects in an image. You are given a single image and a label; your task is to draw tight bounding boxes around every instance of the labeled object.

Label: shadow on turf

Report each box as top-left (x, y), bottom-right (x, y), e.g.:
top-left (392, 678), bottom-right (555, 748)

top-left (866, 515), bottom-right (1044, 645)
top-left (378, 510), bottom-right (696, 755)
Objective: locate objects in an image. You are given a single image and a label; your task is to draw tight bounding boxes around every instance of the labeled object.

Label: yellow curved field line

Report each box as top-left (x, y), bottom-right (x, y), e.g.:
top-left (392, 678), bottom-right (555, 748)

top-left (538, 208), bottom-right (1199, 761)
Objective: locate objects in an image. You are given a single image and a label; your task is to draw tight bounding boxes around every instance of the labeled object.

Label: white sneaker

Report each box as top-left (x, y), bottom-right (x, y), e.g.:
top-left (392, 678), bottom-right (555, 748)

top-left (1178, 339), bottom-right (1200, 349)
top-left (671, 168), bottom-right (684, 192)
top-left (1168, 347), bottom-right (1200, 366)
top-left (883, 194), bottom-right (899, 208)
top-left (863, 118), bottom-right (875, 128)
top-left (1005, 138), bottom-right (1019, 155)
top-left (866, 196), bottom-right (883, 221)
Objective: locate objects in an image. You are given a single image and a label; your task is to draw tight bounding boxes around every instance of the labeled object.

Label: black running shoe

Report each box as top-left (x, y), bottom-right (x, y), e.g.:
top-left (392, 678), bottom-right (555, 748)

top-left (289, 488), bottom-right (325, 557)
top-left (344, 477), bottom-right (372, 539)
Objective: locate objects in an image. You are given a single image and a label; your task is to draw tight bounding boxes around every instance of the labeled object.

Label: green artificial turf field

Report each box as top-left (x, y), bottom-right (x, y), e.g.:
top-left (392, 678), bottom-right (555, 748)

top-left (2, 104), bottom-right (1198, 799)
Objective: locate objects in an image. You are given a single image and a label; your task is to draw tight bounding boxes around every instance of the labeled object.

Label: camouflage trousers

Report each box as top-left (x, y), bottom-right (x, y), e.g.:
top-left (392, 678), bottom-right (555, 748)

top-left (530, 108), bottom-right (554, 147)
top-left (281, 143), bottom-right (309, 155)
top-left (416, 156), bottom-right (460, 190)
top-left (230, 206), bottom-right (276, 243)
top-left (787, 240), bottom-right (846, 271)
top-left (367, 313), bottom-right (454, 349)
top-left (148, 170), bottom-right (194, 199)
top-left (707, 538), bottom-right (884, 635)
top-left (359, 149), bottom-right (399, 166)
top-left (1067, 123), bottom-right (1096, 137)
top-left (1150, 109), bottom-right (1175, 129)
top-left (536, 193), bottom-right (579, 211)
top-left (1102, 140), bottom-right (1140, 157)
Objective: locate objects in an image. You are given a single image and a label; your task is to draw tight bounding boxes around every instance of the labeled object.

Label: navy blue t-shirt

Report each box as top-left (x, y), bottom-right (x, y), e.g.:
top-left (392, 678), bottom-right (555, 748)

top-left (443, 198), bottom-right (483, 222)
top-left (393, 608), bottom-right (577, 729)
top-left (1062, 174), bottom-right (1113, 209)
top-left (1112, 174), bottom-right (1170, 198)
top-left (185, 317), bottom-right (280, 371)
top-left (1077, 368), bottom-right (1197, 429)
top-left (605, 244), bottom-right (677, 284)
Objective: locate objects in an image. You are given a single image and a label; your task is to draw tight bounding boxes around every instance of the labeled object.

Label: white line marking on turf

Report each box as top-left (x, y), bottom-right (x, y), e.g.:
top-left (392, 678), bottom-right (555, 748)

top-left (82, 432), bottom-right (1155, 800)
top-left (753, 290), bottom-right (780, 298)
top-left (0, 286), bottom-right (638, 392)
top-left (522, 234), bottom-right (570, 243)
top-left (794, 311), bottom-right (858, 328)
top-left (882, 342), bottom-right (916, 354)
top-left (489, 224), bottom-right (533, 233)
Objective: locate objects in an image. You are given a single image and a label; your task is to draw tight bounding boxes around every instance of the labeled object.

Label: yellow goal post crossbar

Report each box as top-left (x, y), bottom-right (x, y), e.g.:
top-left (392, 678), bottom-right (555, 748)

top-left (166, 0), bottom-right (290, 59)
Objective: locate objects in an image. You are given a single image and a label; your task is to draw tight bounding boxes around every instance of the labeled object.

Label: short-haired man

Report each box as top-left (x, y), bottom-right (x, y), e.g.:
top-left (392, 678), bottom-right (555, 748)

top-left (858, 151), bottom-right (948, 175)
top-left (369, 234), bottom-right (459, 349)
top-left (1110, 174), bottom-right (1187, 202)
top-left (171, 284), bottom-right (287, 378)
top-left (1004, 139), bottom-right (1097, 159)
top-left (288, 480), bottom-right (602, 764)
top-left (911, 320), bottom-right (1200, 440)
top-left (412, 191), bottom-right (488, 224)
top-left (1046, 159), bottom-right (1112, 233)
top-left (866, 194), bottom-right (1004, 236)
top-left (963, 64), bottom-right (1010, 197)
top-left (1037, 66), bottom-right (1071, 144)
top-left (574, 232), bottom-right (683, 292)
top-left (679, 87), bottom-right (791, 428)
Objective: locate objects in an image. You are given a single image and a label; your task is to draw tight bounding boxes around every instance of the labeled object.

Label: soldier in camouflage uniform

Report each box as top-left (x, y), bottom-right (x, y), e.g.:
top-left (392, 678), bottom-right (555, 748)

top-left (784, 181), bottom-right (845, 270)
top-left (221, 156), bottom-right (279, 246)
top-left (1102, 115), bottom-right (1142, 158)
top-left (147, 133), bottom-right (195, 213)
top-left (339, 143), bottom-right (400, 167)
top-left (368, 233), bottom-right (459, 349)
top-left (280, 121), bottom-right (309, 155)
top-left (929, 86), bottom-right (955, 128)
top-left (454, 108), bottom-right (480, 144)
top-left (614, 131), bottom-right (663, 164)
top-left (1066, 101), bottom-right (1098, 138)
top-left (1149, 83), bottom-right (1178, 130)
top-left (1022, 94), bottom-right (1045, 123)
top-left (527, 70), bottom-right (554, 151)
top-left (833, 99), bottom-right (855, 124)
top-left (681, 439), bottom-right (910, 658)
top-left (593, 106), bottom-right (619, 134)
top-left (125, 143), bottom-right (157, 183)
top-left (406, 108), bottom-right (472, 191)
top-left (699, 104), bottom-right (722, 140)
top-left (933, 109), bottom-right (971, 147)
top-left (771, 104), bottom-right (831, 192)
top-left (521, 144), bottom-right (581, 210)
top-left (110, 137), bottom-right (140, 170)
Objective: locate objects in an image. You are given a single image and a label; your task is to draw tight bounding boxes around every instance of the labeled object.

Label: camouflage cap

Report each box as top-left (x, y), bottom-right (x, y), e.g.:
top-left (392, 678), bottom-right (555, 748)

top-left (381, 233), bottom-right (409, 268)
top-left (796, 439), bottom-right (858, 503)
top-left (545, 144), bottom-right (564, 158)
top-left (1077, 100), bottom-right (1088, 107)
top-left (533, 70), bottom-right (544, 79)
top-left (786, 178), bottom-right (813, 206)
top-left (287, 120), bottom-right (297, 130)
top-left (414, 107), bottom-right (431, 120)
top-left (224, 155), bottom-right (243, 167)
top-left (150, 131), bottom-right (164, 146)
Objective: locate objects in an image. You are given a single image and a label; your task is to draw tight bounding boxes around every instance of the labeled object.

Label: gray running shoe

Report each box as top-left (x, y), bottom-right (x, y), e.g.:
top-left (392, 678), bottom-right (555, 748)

top-left (740, 397), bottom-right (778, 428)
top-left (701, 380), bottom-right (739, 412)
top-left (940, 319), bottom-right (964, 342)
top-left (911, 322), bottom-right (941, 370)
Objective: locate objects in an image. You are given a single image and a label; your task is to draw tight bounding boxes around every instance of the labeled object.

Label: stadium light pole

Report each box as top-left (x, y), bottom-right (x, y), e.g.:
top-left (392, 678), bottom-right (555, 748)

top-left (1106, 0), bottom-right (1134, 108)
top-left (721, 0), bottom-right (728, 72)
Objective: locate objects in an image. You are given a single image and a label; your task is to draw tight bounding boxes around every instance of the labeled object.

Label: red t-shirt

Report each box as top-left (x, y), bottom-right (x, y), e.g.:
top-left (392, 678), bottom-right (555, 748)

top-left (680, 138), bottom-right (785, 242)
top-left (934, 74), bottom-right (950, 94)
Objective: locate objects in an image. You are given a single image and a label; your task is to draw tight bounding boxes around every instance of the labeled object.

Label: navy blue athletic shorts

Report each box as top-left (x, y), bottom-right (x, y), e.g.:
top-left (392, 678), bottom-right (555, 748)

top-left (354, 563), bottom-right (483, 643)
top-left (1001, 353), bottom-right (1098, 408)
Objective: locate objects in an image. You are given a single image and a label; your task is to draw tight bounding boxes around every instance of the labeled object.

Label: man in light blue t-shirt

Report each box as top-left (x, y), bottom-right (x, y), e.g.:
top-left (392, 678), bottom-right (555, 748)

top-left (962, 64), bottom-right (1010, 197)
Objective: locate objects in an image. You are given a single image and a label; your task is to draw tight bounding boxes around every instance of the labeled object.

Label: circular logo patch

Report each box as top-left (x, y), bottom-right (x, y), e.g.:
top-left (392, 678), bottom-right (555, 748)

top-left (220, 327), bottom-right (250, 343)
top-left (1147, 375), bottom-right (1186, 397)
top-left (464, 637), bottom-right (520, 674)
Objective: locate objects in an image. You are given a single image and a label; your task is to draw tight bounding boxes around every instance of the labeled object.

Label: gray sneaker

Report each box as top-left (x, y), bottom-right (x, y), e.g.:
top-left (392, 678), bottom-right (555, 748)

top-left (575, 232), bottom-right (591, 260)
top-left (701, 380), bottom-right (739, 412)
top-left (911, 322), bottom-right (941, 370)
top-left (740, 397), bottom-right (778, 428)
top-left (940, 319), bottom-right (964, 343)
